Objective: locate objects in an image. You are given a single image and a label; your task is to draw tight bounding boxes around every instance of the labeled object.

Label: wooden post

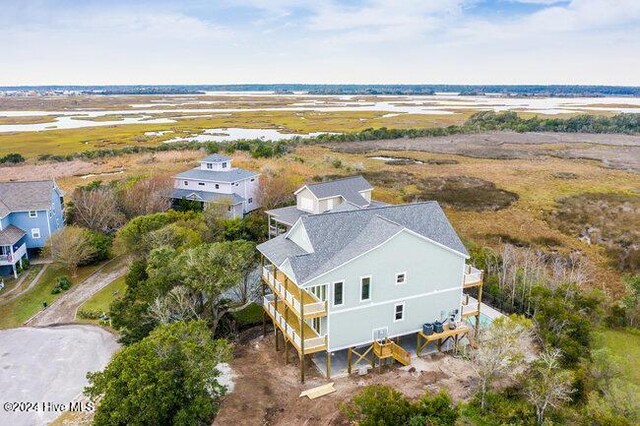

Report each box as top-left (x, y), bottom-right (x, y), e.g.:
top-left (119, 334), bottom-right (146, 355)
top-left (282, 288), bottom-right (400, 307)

top-left (284, 339), bottom-right (289, 364)
top-left (476, 280), bottom-right (484, 336)
top-left (326, 351), bottom-right (331, 379)
top-left (347, 347), bottom-right (352, 375)
top-left (300, 296), bottom-right (305, 383)
top-left (275, 328), bottom-right (280, 352)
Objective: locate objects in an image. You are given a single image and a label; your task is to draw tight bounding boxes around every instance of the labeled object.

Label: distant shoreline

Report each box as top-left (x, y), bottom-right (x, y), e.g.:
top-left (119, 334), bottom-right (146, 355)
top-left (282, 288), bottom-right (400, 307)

top-left (1, 84), bottom-right (639, 97)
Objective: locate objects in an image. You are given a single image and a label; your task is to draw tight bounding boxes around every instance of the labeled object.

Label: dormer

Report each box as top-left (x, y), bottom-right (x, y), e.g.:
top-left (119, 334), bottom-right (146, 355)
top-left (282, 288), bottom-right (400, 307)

top-left (200, 154), bottom-right (232, 171)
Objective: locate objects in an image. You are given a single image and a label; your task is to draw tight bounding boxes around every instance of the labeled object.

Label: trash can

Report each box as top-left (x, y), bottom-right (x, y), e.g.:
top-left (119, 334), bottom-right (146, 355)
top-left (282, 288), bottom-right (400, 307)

top-left (422, 323), bottom-right (434, 335)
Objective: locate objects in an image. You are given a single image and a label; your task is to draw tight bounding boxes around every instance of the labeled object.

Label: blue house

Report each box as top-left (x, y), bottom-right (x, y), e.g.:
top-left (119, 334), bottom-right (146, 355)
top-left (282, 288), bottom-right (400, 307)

top-left (0, 180), bottom-right (65, 278)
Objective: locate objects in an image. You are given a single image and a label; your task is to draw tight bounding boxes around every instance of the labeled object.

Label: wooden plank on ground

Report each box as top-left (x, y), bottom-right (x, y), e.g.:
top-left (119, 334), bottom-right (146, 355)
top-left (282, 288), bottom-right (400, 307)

top-left (299, 382), bottom-right (336, 399)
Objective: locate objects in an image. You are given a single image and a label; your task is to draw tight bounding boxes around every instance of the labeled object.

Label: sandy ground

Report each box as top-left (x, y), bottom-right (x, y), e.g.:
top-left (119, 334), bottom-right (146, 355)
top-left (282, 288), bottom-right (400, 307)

top-left (25, 263), bottom-right (127, 326)
top-left (214, 328), bottom-right (477, 426)
top-left (326, 131), bottom-right (640, 172)
top-left (0, 325), bottom-right (119, 426)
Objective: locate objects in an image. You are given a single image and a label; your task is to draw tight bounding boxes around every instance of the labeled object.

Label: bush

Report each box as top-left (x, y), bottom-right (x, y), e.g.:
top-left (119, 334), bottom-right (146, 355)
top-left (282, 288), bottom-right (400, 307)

top-left (52, 275), bottom-right (72, 294)
top-left (77, 309), bottom-right (105, 320)
top-left (0, 153), bottom-right (25, 164)
top-left (341, 385), bottom-right (414, 426)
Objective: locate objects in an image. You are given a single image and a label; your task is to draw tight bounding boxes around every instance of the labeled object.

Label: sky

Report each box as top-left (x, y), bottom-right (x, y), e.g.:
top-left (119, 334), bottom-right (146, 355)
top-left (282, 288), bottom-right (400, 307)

top-left (1, 0), bottom-right (639, 86)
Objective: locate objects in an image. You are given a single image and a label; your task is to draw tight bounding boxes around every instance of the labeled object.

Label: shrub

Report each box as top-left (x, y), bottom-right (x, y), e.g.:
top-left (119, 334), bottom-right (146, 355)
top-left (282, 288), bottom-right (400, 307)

top-left (341, 385), bottom-right (414, 426)
top-left (52, 275), bottom-right (72, 294)
top-left (0, 153), bottom-right (25, 164)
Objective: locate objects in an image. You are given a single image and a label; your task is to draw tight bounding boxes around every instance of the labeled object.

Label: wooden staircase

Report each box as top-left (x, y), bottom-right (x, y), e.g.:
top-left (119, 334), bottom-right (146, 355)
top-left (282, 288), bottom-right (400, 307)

top-left (373, 338), bottom-right (411, 366)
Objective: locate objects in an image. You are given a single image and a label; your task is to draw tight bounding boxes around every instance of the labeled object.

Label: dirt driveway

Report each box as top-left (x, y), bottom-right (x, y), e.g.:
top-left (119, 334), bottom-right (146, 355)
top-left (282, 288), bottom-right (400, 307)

top-left (214, 328), bottom-right (477, 426)
top-left (26, 262), bottom-right (128, 326)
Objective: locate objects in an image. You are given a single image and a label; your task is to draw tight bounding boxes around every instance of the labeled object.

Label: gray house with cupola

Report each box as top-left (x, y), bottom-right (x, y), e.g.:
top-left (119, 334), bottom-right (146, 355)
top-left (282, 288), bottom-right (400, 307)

top-left (172, 154), bottom-right (260, 218)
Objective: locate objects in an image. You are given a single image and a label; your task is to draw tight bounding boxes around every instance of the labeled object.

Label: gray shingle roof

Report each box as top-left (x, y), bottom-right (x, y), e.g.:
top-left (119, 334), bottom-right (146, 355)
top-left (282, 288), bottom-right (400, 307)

top-left (302, 176), bottom-right (372, 207)
top-left (172, 188), bottom-right (244, 204)
top-left (176, 167), bottom-right (259, 183)
top-left (264, 205), bottom-right (306, 226)
top-left (257, 202), bottom-right (468, 284)
top-left (0, 225), bottom-right (26, 245)
top-left (201, 154), bottom-right (231, 163)
top-left (0, 180), bottom-right (58, 218)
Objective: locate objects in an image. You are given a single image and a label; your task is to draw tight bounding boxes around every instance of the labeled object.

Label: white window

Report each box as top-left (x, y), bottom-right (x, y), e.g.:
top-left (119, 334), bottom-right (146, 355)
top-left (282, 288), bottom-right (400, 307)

top-left (360, 276), bottom-right (371, 301)
top-left (248, 198), bottom-right (253, 203)
top-left (333, 281), bottom-right (344, 306)
top-left (207, 163), bottom-right (213, 169)
top-left (310, 284), bottom-right (327, 301)
top-left (300, 197), bottom-right (313, 211)
top-left (250, 178), bottom-right (255, 182)
top-left (184, 181), bottom-right (188, 186)
top-left (327, 198), bottom-right (334, 210)
top-left (198, 182), bottom-right (205, 186)
top-left (222, 162), bottom-right (228, 168)
top-left (31, 228), bottom-right (41, 239)
top-left (394, 303), bottom-right (405, 322)
top-left (29, 210), bottom-right (37, 218)
top-left (395, 272), bottom-right (406, 285)
top-left (215, 184), bottom-right (220, 189)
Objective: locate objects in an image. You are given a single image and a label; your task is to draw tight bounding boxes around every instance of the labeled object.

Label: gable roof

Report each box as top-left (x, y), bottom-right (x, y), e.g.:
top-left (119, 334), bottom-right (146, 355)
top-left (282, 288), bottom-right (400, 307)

top-left (257, 202), bottom-right (468, 284)
top-left (0, 180), bottom-right (58, 218)
top-left (176, 167), bottom-right (259, 183)
top-left (0, 225), bottom-right (26, 245)
top-left (201, 154), bottom-right (231, 163)
top-left (297, 176), bottom-right (373, 207)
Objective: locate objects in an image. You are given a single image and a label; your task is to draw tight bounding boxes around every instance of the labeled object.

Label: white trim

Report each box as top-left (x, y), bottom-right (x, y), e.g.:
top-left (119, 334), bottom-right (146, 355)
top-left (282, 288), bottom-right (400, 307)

top-left (330, 285), bottom-right (460, 315)
top-left (393, 302), bottom-right (405, 322)
top-left (332, 281), bottom-right (345, 307)
top-left (359, 275), bottom-right (372, 302)
top-left (401, 227), bottom-right (469, 259)
top-left (31, 228), bottom-right (41, 239)
top-left (29, 210), bottom-right (38, 218)
top-left (395, 271), bottom-right (407, 286)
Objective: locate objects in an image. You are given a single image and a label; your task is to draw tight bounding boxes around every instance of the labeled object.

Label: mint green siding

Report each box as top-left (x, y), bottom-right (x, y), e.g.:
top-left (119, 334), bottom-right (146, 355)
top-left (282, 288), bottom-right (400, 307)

top-left (303, 230), bottom-right (466, 351)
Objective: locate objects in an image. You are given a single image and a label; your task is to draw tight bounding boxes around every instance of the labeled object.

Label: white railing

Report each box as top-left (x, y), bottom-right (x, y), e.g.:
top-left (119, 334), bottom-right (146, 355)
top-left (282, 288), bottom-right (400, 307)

top-left (0, 243), bottom-right (26, 266)
top-left (262, 266), bottom-right (325, 317)
top-left (263, 295), bottom-right (326, 351)
top-left (463, 264), bottom-right (483, 285)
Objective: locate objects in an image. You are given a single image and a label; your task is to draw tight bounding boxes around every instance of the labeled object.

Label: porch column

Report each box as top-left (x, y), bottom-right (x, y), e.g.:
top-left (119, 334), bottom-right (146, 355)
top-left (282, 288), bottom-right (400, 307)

top-left (300, 298), bottom-right (305, 383)
top-left (10, 245), bottom-right (16, 279)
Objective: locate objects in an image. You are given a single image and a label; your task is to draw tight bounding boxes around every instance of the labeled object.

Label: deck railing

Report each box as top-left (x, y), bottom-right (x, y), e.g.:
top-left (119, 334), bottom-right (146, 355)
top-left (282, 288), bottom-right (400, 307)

top-left (463, 264), bottom-right (483, 286)
top-left (0, 243), bottom-right (26, 266)
top-left (262, 266), bottom-right (326, 318)
top-left (263, 295), bottom-right (326, 351)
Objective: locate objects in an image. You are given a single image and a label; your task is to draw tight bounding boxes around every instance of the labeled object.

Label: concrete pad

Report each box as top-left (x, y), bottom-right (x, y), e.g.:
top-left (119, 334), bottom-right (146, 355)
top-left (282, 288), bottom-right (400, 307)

top-left (0, 325), bottom-right (119, 426)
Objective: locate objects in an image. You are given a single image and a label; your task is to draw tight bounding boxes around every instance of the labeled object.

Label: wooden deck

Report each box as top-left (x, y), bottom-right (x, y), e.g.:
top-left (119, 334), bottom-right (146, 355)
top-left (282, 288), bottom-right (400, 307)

top-left (263, 296), bottom-right (327, 354)
top-left (416, 324), bottom-right (472, 356)
top-left (262, 266), bottom-right (327, 319)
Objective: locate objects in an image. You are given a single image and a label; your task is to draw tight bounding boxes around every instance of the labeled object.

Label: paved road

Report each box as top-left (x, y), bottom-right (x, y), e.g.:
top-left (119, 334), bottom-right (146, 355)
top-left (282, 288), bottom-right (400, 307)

top-left (0, 325), bottom-right (119, 426)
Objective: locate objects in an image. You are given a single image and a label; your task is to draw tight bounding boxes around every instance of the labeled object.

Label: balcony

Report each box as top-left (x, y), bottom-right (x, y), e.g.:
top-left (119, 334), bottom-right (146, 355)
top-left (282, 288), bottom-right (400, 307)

top-left (461, 294), bottom-right (480, 318)
top-left (262, 265), bottom-right (327, 319)
top-left (463, 265), bottom-right (483, 287)
top-left (0, 243), bottom-right (26, 266)
top-left (263, 295), bottom-right (327, 354)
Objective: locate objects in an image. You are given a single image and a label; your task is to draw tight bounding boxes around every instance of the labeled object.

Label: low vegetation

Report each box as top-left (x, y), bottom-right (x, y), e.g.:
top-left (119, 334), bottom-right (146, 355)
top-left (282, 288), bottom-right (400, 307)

top-left (546, 193), bottom-right (640, 272)
top-left (404, 175), bottom-right (519, 211)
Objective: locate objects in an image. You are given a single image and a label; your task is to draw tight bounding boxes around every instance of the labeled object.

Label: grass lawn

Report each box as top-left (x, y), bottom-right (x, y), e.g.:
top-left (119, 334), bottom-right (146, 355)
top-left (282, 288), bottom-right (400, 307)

top-left (0, 262), bottom-right (107, 329)
top-left (595, 328), bottom-right (640, 385)
top-left (232, 302), bottom-right (263, 328)
top-left (78, 275), bottom-right (126, 318)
